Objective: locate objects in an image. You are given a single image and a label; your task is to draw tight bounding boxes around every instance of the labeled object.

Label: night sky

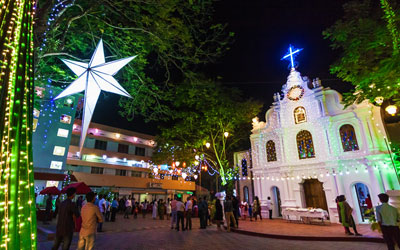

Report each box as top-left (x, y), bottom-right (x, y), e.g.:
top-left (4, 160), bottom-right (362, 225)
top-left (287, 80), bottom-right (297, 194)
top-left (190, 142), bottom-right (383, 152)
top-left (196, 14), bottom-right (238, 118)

top-left (92, 0), bottom-right (352, 135)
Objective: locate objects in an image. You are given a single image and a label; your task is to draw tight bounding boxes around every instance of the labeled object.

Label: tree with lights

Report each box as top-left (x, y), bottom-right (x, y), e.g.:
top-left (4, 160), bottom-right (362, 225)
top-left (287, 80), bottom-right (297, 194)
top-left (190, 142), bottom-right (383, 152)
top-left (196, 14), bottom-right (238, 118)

top-left (0, 0), bottom-right (37, 249)
top-left (152, 79), bottom-right (262, 191)
top-left (34, 0), bottom-right (233, 121)
top-left (323, 0), bottom-right (400, 110)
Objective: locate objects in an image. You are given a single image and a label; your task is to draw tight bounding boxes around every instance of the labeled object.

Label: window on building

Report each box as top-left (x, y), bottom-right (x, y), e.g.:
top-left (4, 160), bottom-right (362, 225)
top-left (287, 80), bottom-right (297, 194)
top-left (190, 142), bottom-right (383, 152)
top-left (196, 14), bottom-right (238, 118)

top-left (33, 108), bottom-right (40, 118)
top-left (94, 140), bottom-right (107, 150)
top-left (64, 98), bottom-right (74, 107)
top-left (172, 175), bottom-right (179, 180)
top-left (340, 124), bottom-right (359, 152)
top-left (135, 146), bottom-right (145, 156)
top-left (60, 114), bottom-right (72, 124)
top-left (118, 143), bottom-right (129, 154)
top-left (116, 169), bottom-right (127, 176)
top-left (296, 130), bottom-right (315, 159)
top-left (266, 140), bottom-right (277, 162)
top-left (33, 118), bottom-right (38, 132)
top-left (70, 134), bottom-right (80, 146)
top-left (241, 159), bottom-right (248, 176)
top-left (131, 171), bottom-right (142, 177)
top-left (91, 167), bottom-right (104, 174)
top-left (57, 128), bottom-right (69, 138)
top-left (50, 161), bottom-right (63, 170)
top-left (53, 146), bottom-right (66, 156)
top-left (294, 106), bottom-right (307, 124)
top-left (160, 174), bottom-right (165, 179)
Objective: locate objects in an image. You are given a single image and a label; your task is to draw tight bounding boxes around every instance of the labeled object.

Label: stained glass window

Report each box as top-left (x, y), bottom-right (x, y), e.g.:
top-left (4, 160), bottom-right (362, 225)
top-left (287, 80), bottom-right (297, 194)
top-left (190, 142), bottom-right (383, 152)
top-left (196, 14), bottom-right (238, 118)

top-left (296, 130), bottom-right (315, 159)
top-left (340, 124), bottom-right (359, 152)
top-left (294, 106), bottom-right (307, 124)
top-left (266, 140), bottom-right (277, 162)
top-left (241, 159), bottom-right (248, 176)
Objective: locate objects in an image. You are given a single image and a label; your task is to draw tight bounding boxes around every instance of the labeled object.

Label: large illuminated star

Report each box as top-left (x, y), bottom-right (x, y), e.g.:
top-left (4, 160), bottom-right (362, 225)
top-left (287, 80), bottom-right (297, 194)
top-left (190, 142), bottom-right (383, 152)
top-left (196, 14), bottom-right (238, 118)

top-left (55, 39), bottom-right (136, 152)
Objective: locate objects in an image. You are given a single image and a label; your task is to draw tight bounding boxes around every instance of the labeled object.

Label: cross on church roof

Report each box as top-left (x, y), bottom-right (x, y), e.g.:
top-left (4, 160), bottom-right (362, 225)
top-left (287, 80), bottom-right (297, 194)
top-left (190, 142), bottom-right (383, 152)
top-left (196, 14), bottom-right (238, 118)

top-left (281, 44), bottom-right (303, 69)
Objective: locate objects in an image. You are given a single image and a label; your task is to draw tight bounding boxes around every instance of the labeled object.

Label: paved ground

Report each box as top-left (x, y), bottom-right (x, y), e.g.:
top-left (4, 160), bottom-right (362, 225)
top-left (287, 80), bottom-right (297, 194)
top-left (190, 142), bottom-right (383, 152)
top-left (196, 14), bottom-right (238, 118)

top-left (38, 214), bottom-right (390, 250)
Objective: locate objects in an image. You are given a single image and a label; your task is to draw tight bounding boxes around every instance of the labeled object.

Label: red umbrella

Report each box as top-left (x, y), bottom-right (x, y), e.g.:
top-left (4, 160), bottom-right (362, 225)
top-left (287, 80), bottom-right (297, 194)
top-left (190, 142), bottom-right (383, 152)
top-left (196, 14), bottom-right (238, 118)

top-left (61, 182), bottom-right (92, 194)
top-left (40, 186), bottom-right (61, 195)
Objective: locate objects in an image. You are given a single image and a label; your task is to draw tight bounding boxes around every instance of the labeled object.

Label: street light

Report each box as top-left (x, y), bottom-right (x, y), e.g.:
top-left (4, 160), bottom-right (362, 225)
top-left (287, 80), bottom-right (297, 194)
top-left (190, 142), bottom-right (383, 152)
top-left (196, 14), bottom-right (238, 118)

top-left (175, 161), bottom-right (180, 167)
top-left (385, 105), bottom-right (398, 116)
top-left (224, 132), bottom-right (229, 138)
top-left (205, 142), bottom-right (211, 148)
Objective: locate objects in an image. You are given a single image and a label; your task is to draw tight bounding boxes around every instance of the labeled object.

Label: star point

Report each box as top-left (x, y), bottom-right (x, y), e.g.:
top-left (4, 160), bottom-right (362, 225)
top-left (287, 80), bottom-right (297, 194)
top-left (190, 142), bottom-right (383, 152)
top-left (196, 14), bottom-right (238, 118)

top-left (55, 39), bottom-right (135, 152)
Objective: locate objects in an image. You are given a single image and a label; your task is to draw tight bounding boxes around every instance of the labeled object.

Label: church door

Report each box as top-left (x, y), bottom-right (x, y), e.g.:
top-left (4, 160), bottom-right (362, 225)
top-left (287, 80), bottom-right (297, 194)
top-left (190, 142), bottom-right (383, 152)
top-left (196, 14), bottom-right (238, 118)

top-left (302, 179), bottom-right (328, 211)
top-left (271, 186), bottom-right (282, 217)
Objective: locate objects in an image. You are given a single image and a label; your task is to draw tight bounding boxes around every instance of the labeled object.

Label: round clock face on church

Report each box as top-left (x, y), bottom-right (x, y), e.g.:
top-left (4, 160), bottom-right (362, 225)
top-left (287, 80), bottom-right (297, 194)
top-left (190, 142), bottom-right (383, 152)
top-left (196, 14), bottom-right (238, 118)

top-left (287, 85), bottom-right (304, 101)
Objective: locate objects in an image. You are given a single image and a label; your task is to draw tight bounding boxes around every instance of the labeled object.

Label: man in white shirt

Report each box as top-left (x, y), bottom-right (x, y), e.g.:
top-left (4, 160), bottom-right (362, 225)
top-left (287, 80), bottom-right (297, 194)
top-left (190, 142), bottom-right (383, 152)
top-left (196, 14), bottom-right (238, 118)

top-left (266, 196), bottom-right (273, 220)
top-left (185, 197), bottom-right (193, 230)
top-left (97, 195), bottom-right (106, 232)
top-left (376, 193), bottom-right (400, 250)
top-left (124, 197), bottom-right (132, 219)
top-left (176, 197), bottom-right (185, 231)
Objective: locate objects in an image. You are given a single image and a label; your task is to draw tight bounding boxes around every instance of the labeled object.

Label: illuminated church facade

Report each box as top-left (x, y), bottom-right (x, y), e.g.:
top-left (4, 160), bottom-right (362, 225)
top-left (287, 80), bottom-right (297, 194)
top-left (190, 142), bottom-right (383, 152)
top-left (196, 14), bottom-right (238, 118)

top-left (250, 67), bottom-right (399, 223)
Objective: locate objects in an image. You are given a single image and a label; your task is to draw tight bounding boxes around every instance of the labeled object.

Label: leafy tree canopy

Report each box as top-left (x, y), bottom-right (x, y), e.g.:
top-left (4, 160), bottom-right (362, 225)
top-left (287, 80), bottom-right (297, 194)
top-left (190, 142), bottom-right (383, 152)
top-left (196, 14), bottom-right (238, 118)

top-left (34, 0), bottom-right (233, 121)
top-left (323, 0), bottom-right (400, 107)
top-left (152, 79), bottom-right (262, 186)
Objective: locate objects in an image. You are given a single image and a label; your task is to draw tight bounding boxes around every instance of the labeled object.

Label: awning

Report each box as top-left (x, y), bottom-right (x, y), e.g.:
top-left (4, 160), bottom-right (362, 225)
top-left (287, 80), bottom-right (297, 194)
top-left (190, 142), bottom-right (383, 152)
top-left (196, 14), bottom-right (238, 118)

top-left (72, 171), bottom-right (195, 191)
top-left (34, 172), bottom-right (77, 182)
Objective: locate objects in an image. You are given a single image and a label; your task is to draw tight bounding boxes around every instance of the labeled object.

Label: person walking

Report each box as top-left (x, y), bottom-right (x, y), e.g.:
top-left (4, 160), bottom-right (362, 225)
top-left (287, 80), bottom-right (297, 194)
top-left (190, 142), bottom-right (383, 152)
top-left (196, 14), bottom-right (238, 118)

top-left (198, 197), bottom-right (206, 229)
top-left (76, 196), bottom-right (83, 212)
top-left (185, 197), bottom-right (193, 230)
top-left (44, 194), bottom-right (53, 224)
top-left (376, 193), bottom-right (400, 250)
top-left (338, 195), bottom-right (362, 236)
top-left (171, 196), bottom-right (177, 229)
top-left (266, 196), bottom-right (273, 219)
top-left (142, 200), bottom-right (148, 218)
top-left (166, 198), bottom-right (171, 220)
top-left (158, 199), bottom-right (165, 220)
top-left (52, 187), bottom-right (80, 250)
top-left (54, 196), bottom-right (61, 218)
top-left (124, 197), bottom-right (132, 219)
top-left (152, 199), bottom-right (158, 219)
top-left (214, 198), bottom-right (223, 231)
top-left (248, 204), bottom-right (253, 221)
top-left (176, 197), bottom-right (185, 231)
top-left (105, 199), bottom-right (111, 222)
top-left (111, 197), bottom-right (118, 222)
top-left (253, 196), bottom-right (262, 221)
top-left (97, 195), bottom-right (106, 232)
top-left (240, 200), bottom-right (248, 220)
top-left (77, 192), bottom-right (103, 250)
top-left (224, 195), bottom-right (237, 232)
top-left (233, 196), bottom-right (240, 227)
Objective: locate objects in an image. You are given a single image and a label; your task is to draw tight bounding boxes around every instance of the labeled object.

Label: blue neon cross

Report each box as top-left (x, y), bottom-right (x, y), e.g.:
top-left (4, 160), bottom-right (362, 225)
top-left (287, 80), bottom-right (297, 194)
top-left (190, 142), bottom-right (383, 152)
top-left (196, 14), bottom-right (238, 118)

top-left (281, 44), bottom-right (303, 69)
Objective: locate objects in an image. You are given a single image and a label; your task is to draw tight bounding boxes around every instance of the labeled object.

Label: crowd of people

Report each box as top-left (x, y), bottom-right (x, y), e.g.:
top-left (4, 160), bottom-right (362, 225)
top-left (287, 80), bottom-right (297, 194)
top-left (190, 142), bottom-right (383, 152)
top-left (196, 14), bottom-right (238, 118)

top-left (47, 188), bottom-right (399, 250)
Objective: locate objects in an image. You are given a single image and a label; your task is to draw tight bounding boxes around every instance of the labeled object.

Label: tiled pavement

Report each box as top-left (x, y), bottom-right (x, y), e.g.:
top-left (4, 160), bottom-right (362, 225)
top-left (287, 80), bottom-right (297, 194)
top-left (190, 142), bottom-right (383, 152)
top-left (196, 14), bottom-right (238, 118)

top-left (38, 214), bottom-right (390, 250)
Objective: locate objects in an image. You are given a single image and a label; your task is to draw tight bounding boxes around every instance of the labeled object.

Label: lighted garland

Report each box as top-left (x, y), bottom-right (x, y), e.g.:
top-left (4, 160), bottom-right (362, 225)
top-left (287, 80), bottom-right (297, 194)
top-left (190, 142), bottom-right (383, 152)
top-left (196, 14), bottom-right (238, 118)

top-left (0, 0), bottom-right (37, 249)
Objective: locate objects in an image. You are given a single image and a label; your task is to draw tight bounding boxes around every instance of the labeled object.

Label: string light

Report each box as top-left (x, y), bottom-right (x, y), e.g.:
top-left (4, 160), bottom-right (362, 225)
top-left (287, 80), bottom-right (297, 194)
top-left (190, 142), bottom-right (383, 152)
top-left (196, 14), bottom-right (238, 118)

top-left (0, 0), bottom-right (37, 248)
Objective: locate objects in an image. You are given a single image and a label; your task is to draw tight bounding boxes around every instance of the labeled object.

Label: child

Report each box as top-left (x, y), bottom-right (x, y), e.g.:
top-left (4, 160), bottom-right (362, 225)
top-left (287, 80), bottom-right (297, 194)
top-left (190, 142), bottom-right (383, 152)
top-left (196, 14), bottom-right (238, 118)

top-left (248, 204), bottom-right (253, 221)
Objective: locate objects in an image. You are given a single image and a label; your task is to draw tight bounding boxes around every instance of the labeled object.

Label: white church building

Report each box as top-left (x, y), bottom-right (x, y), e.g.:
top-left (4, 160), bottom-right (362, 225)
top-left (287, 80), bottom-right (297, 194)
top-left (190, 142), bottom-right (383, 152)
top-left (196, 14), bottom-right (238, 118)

top-left (249, 66), bottom-right (400, 224)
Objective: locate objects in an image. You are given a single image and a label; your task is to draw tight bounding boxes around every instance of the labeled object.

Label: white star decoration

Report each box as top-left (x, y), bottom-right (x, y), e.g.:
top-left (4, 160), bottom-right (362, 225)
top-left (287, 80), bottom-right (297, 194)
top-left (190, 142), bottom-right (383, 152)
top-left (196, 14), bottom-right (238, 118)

top-left (55, 39), bottom-right (136, 152)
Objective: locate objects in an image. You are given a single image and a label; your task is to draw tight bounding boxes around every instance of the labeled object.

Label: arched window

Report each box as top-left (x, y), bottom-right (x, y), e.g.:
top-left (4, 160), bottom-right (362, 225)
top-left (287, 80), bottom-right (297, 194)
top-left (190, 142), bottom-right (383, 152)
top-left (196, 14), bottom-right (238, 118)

top-left (340, 124), bottom-right (359, 152)
top-left (266, 140), bottom-right (277, 162)
top-left (294, 106), bottom-right (307, 124)
top-left (241, 159), bottom-right (248, 176)
top-left (296, 130), bottom-right (315, 159)
top-left (243, 186), bottom-right (249, 203)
